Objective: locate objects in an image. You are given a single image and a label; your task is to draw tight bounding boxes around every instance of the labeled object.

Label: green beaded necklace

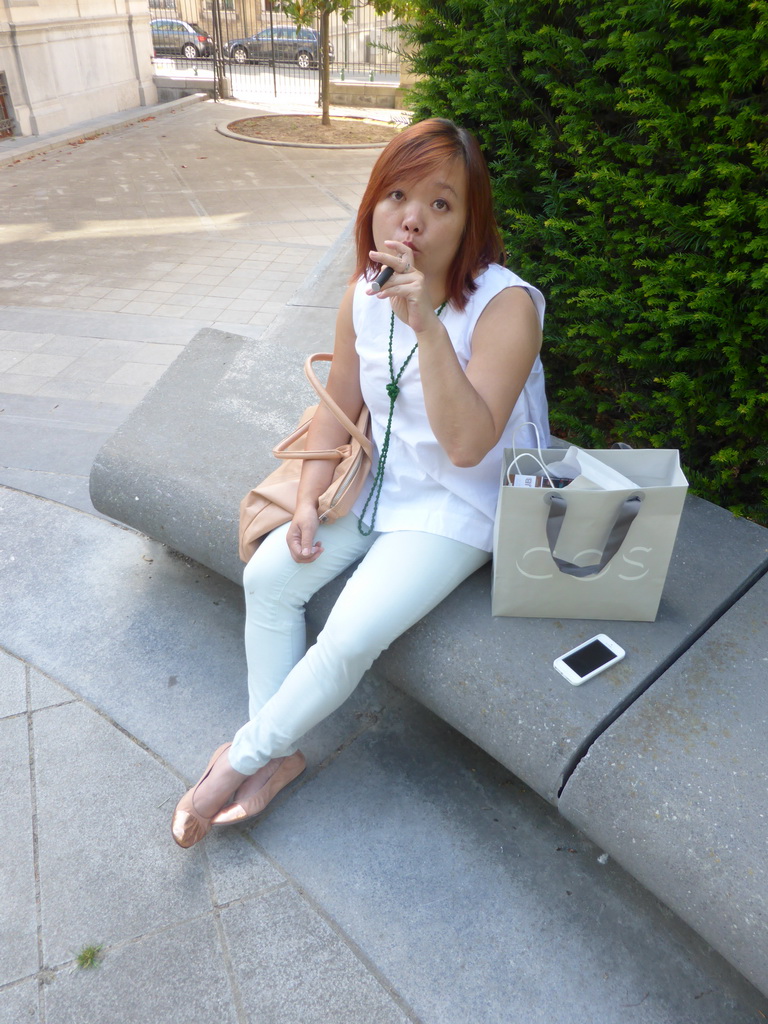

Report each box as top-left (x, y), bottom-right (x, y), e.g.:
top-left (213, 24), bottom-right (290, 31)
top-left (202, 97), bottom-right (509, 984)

top-left (358, 302), bottom-right (448, 536)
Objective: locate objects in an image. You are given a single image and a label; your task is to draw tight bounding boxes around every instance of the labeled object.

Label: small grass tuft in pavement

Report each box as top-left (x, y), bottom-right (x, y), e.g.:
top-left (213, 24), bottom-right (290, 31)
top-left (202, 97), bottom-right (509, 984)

top-left (75, 944), bottom-right (103, 970)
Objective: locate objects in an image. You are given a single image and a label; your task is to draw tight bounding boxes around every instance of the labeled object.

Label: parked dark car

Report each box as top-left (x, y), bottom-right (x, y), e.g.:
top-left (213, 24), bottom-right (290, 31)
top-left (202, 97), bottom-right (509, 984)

top-left (150, 19), bottom-right (213, 59)
top-left (223, 26), bottom-right (333, 70)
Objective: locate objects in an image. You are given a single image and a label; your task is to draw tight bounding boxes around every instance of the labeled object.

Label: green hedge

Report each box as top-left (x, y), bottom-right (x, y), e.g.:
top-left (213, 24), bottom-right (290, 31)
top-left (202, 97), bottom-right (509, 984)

top-left (404, 0), bottom-right (768, 522)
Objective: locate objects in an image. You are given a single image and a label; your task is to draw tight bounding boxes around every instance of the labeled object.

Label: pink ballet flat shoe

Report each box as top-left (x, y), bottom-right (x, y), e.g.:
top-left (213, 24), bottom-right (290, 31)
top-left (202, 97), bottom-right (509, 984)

top-left (211, 751), bottom-right (306, 826)
top-left (171, 743), bottom-right (235, 849)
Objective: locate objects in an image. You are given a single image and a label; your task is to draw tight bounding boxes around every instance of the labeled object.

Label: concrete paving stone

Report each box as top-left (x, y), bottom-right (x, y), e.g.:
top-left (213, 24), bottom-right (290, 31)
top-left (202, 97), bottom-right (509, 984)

top-left (202, 260), bottom-right (256, 276)
top-left (0, 393), bottom-right (128, 431)
top-left (189, 269), bottom-right (230, 285)
top-left (158, 267), bottom-right (205, 281)
top-left (0, 332), bottom-right (55, 352)
top-left (273, 248), bottom-right (312, 264)
top-left (144, 261), bottom-right (182, 273)
top-left (31, 295), bottom-right (73, 308)
top-left (230, 278), bottom-right (277, 296)
top-left (254, 695), bottom-right (768, 1024)
top-left (79, 286), bottom-right (112, 298)
top-left (206, 286), bottom-right (244, 299)
top-left (225, 298), bottom-right (264, 313)
top-left (0, 307), bottom-right (206, 345)
top-left (127, 279), bottom-right (165, 294)
top-left (260, 301), bottom-right (290, 315)
top-left (0, 351), bottom-right (27, 372)
top-left (0, 978), bottom-right (39, 1024)
top-left (211, 318), bottom-right (264, 337)
top-left (306, 230), bottom-right (350, 247)
top-left (32, 700), bottom-right (211, 965)
top-left (247, 225), bottom-right (296, 244)
top-left (43, 916), bottom-right (238, 1024)
top-left (0, 647), bottom-right (26, 717)
top-left (61, 296), bottom-right (103, 311)
top-left (246, 311), bottom-right (276, 327)
top-left (225, 273), bottom-right (273, 288)
top-left (153, 303), bottom-right (198, 319)
top-left (0, 716), bottom-right (38, 986)
top-left (203, 829), bottom-right (287, 908)
top-left (168, 284), bottom-right (208, 300)
top-left (222, 284), bottom-right (268, 300)
top-left (129, 342), bottom-right (185, 366)
top-left (222, 885), bottom-right (414, 1024)
top-left (172, 253), bottom-right (219, 267)
top-left (236, 248), bottom-right (290, 262)
top-left (0, 467), bottom-right (94, 514)
top-left (221, 245), bottom-right (267, 260)
top-left (145, 280), bottom-right (182, 294)
top-left (252, 268), bottom-right (300, 283)
top-left (143, 256), bottom-right (183, 268)
top-left (55, 357), bottom-right (129, 384)
top-left (28, 667), bottom-right (75, 712)
top-left (202, 256), bottom-right (251, 269)
top-left (191, 296), bottom-right (232, 311)
top-left (1, 416), bottom-right (115, 476)
top-left (104, 362), bottom-right (168, 388)
top-left (33, 380), bottom-right (130, 405)
top-left (87, 298), bottom-right (128, 313)
top-left (35, 335), bottom-right (99, 357)
top-left (0, 374), bottom-right (44, 395)
top-left (115, 301), bottom-right (164, 317)
top-left (179, 307), bottom-right (225, 322)
top-left (188, 277), bottom-right (235, 294)
top-left (189, 242), bottom-right (239, 257)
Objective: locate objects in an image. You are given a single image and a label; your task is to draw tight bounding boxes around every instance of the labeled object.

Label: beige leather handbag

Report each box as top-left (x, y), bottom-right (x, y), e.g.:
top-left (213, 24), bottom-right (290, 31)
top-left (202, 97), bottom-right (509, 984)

top-left (238, 353), bottom-right (372, 563)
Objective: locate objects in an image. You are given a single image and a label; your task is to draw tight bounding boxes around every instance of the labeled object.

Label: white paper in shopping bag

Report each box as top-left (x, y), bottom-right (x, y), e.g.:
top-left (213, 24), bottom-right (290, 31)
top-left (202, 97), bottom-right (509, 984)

top-left (546, 446), bottom-right (638, 491)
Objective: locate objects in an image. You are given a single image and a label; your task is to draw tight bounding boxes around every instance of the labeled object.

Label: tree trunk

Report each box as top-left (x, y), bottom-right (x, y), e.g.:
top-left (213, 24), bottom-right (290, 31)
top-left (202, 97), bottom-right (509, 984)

top-left (321, 7), bottom-right (331, 126)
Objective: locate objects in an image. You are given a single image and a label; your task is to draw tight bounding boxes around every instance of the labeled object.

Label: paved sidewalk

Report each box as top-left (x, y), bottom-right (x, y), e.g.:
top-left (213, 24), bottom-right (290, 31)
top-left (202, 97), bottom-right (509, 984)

top-left (0, 95), bottom-right (383, 514)
top-left (2, 99), bottom-right (768, 1024)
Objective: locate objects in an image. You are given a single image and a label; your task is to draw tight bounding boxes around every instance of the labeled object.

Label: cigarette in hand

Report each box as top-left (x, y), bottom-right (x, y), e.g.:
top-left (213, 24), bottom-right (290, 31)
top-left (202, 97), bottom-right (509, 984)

top-left (370, 265), bottom-right (395, 293)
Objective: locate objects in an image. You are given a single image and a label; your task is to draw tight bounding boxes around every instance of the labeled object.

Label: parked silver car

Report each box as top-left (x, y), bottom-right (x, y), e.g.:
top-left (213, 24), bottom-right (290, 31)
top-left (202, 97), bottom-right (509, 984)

top-left (224, 26), bottom-right (333, 70)
top-left (151, 19), bottom-right (213, 59)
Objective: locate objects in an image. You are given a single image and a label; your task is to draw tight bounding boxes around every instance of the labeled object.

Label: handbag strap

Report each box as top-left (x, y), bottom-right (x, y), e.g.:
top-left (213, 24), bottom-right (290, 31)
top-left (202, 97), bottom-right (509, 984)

top-left (273, 412), bottom-right (349, 460)
top-left (545, 492), bottom-right (643, 578)
top-left (304, 353), bottom-right (372, 458)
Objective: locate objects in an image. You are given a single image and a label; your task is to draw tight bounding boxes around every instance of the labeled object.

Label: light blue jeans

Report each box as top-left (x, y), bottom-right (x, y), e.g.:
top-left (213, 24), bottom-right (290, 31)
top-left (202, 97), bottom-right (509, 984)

top-left (228, 514), bottom-right (489, 774)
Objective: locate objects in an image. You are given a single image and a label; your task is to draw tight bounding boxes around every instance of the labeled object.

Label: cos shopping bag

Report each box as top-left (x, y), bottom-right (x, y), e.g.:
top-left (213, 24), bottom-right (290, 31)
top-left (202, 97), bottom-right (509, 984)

top-left (492, 447), bottom-right (688, 621)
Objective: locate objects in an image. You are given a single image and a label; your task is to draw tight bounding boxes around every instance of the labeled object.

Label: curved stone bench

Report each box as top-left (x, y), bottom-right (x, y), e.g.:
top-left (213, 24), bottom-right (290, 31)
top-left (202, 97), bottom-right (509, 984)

top-left (90, 226), bottom-right (768, 995)
top-left (559, 573), bottom-right (768, 997)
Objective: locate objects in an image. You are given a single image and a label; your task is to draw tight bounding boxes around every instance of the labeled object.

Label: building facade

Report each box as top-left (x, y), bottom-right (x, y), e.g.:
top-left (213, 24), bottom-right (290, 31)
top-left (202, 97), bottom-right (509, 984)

top-left (0, 0), bottom-right (157, 138)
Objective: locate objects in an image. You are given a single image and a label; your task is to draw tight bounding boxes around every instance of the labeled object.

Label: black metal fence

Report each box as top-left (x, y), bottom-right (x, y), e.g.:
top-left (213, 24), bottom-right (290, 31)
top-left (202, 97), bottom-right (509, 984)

top-left (0, 74), bottom-right (15, 138)
top-left (149, 0), bottom-right (402, 101)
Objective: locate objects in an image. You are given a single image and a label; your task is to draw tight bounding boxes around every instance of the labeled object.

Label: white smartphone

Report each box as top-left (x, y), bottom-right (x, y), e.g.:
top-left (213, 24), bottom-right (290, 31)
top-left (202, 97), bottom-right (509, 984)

top-left (553, 634), bottom-right (625, 686)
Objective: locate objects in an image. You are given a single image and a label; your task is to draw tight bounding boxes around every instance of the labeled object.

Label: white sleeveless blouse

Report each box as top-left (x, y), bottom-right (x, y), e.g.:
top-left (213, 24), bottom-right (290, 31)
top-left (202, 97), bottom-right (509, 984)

top-left (351, 263), bottom-right (549, 551)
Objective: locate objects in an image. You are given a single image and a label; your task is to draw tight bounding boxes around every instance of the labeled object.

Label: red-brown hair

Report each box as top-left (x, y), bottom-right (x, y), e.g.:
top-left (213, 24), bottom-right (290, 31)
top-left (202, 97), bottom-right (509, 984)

top-left (352, 118), bottom-right (505, 310)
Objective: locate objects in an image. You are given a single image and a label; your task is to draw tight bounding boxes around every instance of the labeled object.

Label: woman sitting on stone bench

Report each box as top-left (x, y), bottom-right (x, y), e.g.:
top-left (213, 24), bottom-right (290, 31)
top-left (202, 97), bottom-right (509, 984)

top-left (172, 117), bottom-right (549, 848)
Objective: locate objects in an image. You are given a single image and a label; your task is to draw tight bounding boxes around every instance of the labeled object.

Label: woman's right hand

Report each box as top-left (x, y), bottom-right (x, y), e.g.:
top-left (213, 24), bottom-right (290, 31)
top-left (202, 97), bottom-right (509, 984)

top-left (287, 503), bottom-right (324, 563)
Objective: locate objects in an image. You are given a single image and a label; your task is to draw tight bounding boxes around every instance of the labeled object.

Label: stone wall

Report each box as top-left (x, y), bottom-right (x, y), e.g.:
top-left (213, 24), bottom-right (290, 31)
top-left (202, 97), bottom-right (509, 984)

top-left (0, 0), bottom-right (157, 137)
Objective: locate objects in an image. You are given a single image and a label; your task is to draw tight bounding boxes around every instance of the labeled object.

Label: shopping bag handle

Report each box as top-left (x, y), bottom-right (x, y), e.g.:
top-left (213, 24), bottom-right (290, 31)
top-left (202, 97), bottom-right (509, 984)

top-left (545, 492), bottom-right (643, 578)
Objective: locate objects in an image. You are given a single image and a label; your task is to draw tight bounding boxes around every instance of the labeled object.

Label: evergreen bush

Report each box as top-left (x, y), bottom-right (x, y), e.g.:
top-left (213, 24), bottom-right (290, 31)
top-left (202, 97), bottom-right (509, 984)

top-left (404, 0), bottom-right (768, 522)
